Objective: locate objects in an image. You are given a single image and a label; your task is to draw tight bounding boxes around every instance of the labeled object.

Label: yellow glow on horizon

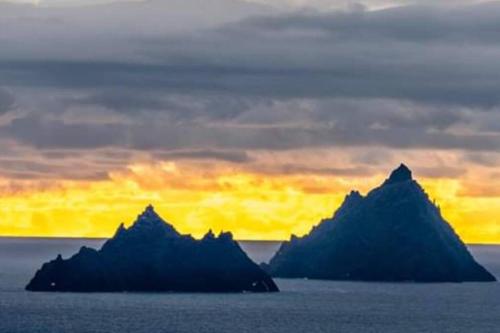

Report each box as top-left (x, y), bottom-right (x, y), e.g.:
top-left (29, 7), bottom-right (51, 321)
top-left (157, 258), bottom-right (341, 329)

top-left (0, 162), bottom-right (498, 243)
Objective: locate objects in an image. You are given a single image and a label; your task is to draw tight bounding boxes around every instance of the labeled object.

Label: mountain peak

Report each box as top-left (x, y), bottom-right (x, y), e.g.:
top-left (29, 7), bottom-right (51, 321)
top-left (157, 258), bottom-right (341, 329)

top-left (383, 163), bottom-right (412, 185)
top-left (127, 204), bottom-right (180, 237)
top-left (268, 163), bottom-right (496, 282)
top-left (140, 204), bottom-right (157, 217)
top-left (135, 204), bottom-right (163, 224)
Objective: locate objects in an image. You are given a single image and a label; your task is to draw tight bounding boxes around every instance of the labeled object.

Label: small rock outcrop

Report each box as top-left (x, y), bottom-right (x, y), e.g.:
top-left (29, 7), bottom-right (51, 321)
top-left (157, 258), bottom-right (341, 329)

top-left (26, 205), bottom-right (279, 292)
top-left (267, 164), bottom-right (496, 282)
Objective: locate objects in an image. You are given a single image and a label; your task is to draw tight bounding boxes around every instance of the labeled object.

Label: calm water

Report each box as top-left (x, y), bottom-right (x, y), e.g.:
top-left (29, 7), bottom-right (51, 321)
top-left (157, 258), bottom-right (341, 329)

top-left (0, 238), bottom-right (499, 333)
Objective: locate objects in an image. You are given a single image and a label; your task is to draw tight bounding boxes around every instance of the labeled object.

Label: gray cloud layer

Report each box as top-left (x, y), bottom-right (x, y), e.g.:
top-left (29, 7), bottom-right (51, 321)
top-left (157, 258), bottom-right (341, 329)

top-left (3, 3), bottom-right (500, 105)
top-left (0, 0), bottom-right (499, 178)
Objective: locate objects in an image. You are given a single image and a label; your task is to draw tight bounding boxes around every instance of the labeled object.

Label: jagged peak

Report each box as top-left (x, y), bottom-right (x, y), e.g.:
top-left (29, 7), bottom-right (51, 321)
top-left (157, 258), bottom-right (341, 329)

top-left (134, 204), bottom-right (166, 226)
top-left (123, 204), bottom-right (180, 237)
top-left (383, 163), bottom-right (413, 186)
top-left (218, 231), bottom-right (234, 241)
top-left (138, 204), bottom-right (159, 219)
top-left (333, 190), bottom-right (364, 218)
top-left (346, 190), bottom-right (363, 201)
top-left (203, 229), bottom-right (216, 240)
top-left (113, 222), bottom-right (126, 237)
top-left (201, 230), bottom-right (235, 244)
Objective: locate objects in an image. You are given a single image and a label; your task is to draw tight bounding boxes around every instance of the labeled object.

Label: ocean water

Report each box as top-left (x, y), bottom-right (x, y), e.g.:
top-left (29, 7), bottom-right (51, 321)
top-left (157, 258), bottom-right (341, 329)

top-left (0, 238), bottom-right (499, 333)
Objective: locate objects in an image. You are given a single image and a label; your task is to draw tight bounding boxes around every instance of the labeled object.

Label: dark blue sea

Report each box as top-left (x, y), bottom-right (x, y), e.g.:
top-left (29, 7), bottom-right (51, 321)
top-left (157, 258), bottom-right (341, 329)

top-left (0, 238), bottom-right (499, 333)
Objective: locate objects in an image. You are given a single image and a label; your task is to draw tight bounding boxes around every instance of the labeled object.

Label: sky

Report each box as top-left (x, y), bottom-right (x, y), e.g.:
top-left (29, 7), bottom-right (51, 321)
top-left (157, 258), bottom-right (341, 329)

top-left (0, 0), bottom-right (499, 242)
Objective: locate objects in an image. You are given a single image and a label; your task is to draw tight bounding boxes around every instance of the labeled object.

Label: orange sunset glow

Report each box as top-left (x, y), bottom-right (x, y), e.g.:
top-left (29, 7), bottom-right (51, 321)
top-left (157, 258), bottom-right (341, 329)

top-left (0, 149), bottom-right (498, 243)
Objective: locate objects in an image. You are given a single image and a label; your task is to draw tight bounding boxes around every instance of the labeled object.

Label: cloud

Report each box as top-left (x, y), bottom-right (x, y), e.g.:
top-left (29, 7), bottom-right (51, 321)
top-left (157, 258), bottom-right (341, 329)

top-left (152, 149), bottom-right (252, 163)
top-left (249, 164), bottom-right (373, 177)
top-left (0, 1), bottom-right (500, 169)
top-left (4, 115), bottom-right (124, 149)
top-left (63, 90), bottom-right (259, 122)
top-left (3, 3), bottom-right (500, 106)
top-left (0, 157), bottom-right (110, 180)
top-left (0, 3), bottom-right (498, 104)
top-left (0, 88), bottom-right (15, 114)
top-left (246, 0), bottom-right (490, 11)
top-left (413, 166), bottom-right (467, 179)
top-left (462, 152), bottom-right (500, 167)
top-left (458, 183), bottom-right (500, 198)
top-left (2, 100), bottom-right (499, 153)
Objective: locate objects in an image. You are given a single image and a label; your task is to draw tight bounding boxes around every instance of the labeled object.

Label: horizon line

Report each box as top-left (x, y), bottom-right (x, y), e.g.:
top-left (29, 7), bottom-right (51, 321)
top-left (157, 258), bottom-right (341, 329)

top-left (0, 235), bottom-right (499, 246)
top-left (0, 235), bottom-right (285, 243)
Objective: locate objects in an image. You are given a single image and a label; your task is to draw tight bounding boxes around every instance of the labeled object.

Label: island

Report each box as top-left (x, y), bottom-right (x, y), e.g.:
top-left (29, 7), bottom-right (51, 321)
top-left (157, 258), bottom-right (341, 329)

top-left (26, 205), bottom-right (279, 292)
top-left (267, 164), bottom-right (496, 282)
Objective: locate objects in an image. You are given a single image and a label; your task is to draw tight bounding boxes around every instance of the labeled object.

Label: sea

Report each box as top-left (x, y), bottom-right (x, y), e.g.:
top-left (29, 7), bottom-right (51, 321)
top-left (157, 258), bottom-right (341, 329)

top-left (0, 238), bottom-right (499, 333)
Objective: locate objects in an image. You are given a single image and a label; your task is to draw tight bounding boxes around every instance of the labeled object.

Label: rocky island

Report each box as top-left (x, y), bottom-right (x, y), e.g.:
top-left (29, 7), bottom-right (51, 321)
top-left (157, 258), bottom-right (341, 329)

top-left (26, 205), bottom-right (279, 292)
top-left (267, 164), bottom-right (496, 282)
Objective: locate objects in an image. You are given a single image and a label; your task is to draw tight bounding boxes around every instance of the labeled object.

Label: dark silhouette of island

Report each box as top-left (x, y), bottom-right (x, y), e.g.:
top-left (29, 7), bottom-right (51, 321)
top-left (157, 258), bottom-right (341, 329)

top-left (26, 205), bottom-right (279, 292)
top-left (267, 164), bottom-right (496, 282)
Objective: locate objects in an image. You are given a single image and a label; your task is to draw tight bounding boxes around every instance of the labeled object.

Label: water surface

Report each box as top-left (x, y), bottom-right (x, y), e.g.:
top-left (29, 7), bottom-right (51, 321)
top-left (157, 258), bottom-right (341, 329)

top-left (0, 238), bottom-right (498, 333)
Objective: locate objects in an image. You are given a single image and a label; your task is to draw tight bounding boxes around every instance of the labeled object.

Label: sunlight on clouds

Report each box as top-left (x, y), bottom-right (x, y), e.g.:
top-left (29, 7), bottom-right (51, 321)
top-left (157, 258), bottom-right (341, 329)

top-left (0, 161), bottom-right (498, 243)
top-left (0, 165), bottom-right (343, 240)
